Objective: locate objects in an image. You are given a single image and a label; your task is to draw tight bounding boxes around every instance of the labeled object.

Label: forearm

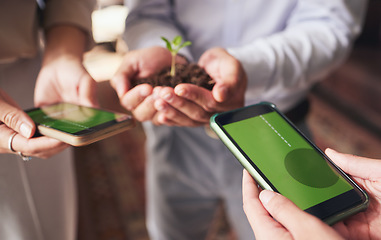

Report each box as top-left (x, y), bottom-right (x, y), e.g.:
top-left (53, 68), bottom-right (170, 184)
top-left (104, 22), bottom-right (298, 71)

top-left (228, 24), bottom-right (352, 95)
top-left (41, 0), bottom-right (96, 64)
top-left (43, 25), bottom-right (88, 64)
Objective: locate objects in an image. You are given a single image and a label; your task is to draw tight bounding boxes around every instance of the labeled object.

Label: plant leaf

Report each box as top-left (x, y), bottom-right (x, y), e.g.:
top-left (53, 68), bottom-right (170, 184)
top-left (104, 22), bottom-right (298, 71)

top-left (172, 36), bottom-right (182, 46)
top-left (180, 41), bottom-right (192, 49)
top-left (161, 36), bottom-right (173, 52)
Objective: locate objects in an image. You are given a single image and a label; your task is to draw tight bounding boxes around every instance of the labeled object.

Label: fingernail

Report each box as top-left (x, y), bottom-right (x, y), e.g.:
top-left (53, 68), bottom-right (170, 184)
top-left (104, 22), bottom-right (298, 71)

top-left (140, 87), bottom-right (151, 97)
top-left (154, 100), bottom-right (166, 111)
top-left (153, 88), bottom-right (160, 100)
top-left (20, 123), bottom-right (32, 138)
top-left (259, 190), bottom-right (276, 206)
top-left (175, 88), bottom-right (187, 97)
top-left (162, 93), bottom-right (173, 102)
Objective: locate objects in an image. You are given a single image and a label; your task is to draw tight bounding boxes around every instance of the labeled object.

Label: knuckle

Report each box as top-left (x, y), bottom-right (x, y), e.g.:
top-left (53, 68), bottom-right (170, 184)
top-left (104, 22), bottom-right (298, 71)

top-left (123, 103), bottom-right (134, 112)
top-left (174, 98), bottom-right (187, 108)
top-left (193, 111), bottom-right (209, 122)
top-left (27, 149), bottom-right (39, 156)
top-left (2, 111), bottom-right (19, 129)
top-left (268, 196), bottom-right (289, 216)
top-left (19, 144), bottom-right (34, 155)
top-left (203, 102), bottom-right (217, 112)
top-left (134, 115), bottom-right (148, 122)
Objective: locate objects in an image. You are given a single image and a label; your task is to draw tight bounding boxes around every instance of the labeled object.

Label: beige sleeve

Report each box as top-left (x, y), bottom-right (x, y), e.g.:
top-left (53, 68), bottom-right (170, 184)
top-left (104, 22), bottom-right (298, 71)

top-left (43, 0), bottom-right (97, 48)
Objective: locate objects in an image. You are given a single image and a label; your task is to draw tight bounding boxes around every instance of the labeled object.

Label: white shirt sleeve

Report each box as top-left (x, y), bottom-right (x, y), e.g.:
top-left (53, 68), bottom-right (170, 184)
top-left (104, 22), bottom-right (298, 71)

top-left (227, 0), bottom-right (367, 107)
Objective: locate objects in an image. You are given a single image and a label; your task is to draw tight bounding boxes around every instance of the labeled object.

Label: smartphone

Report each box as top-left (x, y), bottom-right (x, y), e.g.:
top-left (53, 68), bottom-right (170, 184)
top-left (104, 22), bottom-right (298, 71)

top-left (26, 102), bottom-right (135, 146)
top-left (210, 102), bottom-right (369, 225)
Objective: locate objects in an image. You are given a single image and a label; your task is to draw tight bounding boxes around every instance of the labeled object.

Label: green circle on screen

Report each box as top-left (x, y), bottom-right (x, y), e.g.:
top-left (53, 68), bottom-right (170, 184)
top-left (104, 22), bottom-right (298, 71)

top-left (285, 148), bottom-right (339, 188)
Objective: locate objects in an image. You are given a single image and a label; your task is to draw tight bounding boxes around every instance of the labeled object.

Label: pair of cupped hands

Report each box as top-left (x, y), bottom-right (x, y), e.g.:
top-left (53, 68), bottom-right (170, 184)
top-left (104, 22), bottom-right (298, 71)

top-left (110, 46), bottom-right (247, 127)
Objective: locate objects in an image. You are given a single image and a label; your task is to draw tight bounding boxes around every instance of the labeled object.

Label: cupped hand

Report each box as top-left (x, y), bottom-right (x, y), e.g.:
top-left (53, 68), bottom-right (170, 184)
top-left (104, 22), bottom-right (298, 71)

top-left (111, 46), bottom-right (191, 125)
top-left (154, 47), bottom-right (247, 126)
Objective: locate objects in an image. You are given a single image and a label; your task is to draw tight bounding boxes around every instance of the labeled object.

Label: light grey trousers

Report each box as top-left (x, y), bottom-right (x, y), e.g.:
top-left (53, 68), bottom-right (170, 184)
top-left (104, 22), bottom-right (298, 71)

top-left (144, 123), bottom-right (253, 240)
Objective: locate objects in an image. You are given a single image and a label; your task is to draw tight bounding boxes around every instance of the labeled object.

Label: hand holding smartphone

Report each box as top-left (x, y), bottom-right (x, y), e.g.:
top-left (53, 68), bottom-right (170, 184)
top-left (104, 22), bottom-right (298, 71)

top-left (210, 102), bottom-right (368, 225)
top-left (26, 102), bottom-right (135, 146)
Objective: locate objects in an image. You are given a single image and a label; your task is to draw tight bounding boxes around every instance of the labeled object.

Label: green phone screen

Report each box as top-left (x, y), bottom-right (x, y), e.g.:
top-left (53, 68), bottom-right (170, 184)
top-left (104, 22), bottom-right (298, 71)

top-left (223, 111), bottom-right (353, 210)
top-left (27, 103), bottom-right (122, 134)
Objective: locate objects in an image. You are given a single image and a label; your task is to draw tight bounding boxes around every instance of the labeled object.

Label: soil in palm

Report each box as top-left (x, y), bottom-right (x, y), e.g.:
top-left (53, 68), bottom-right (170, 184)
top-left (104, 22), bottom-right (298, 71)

top-left (131, 63), bottom-right (215, 90)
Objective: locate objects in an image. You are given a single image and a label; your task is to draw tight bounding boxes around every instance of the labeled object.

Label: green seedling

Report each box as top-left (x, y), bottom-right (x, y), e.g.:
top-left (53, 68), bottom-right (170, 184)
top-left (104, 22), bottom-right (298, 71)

top-left (161, 35), bottom-right (192, 76)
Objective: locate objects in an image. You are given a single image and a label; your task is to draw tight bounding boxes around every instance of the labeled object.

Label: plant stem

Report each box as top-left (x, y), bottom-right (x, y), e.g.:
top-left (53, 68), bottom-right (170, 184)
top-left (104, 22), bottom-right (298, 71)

top-left (170, 53), bottom-right (176, 76)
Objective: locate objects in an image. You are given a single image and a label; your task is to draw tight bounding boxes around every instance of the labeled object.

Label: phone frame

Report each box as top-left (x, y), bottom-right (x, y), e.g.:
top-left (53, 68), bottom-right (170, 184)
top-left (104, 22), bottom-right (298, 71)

top-left (210, 102), bottom-right (369, 225)
top-left (26, 102), bottom-right (135, 146)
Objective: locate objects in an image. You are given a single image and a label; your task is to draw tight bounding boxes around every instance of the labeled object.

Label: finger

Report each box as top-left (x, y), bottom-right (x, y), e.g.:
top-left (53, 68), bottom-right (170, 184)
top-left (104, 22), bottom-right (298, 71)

top-left (0, 125), bottom-right (16, 153)
top-left (79, 73), bottom-right (99, 107)
top-left (210, 60), bottom-right (246, 104)
top-left (33, 69), bottom-right (61, 107)
top-left (119, 84), bottom-right (153, 112)
top-left (174, 84), bottom-right (219, 113)
top-left (158, 87), bottom-right (212, 123)
top-left (260, 190), bottom-right (306, 228)
top-left (210, 61), bottom-right (241, 103)
top-left (0, 96), bottom-right (35, 138)
top-left (259, 190), bottom-right (330, 235)
top-left (242, 171), bottom-right (290, 239)
top-left (151, 112), bottom-right (177, 126)
top-left (262, 190), bottom-right (344, 239)
top-left (35, 142), bottom-right (68, 159)
top-left (111, 62), bottom-right (134, 98)
top-left (154, 99), bottom-right (205, 126)
top-left (199, 47), bottom-right (245, 102)
top-left (155, 111), bottom-right (181, 126)
top-left (111, 46), bottom-right (173, 98)
top-left (11, 134), bottom-right (68, 159)
top-left (131, 94), bottom-right (157, 122)
top-left (332, 221), bottom-right (350, 239)
top-left (325, 148), bottom-right (381, 180)
top-left (242, 169), bottom-right (260, 201)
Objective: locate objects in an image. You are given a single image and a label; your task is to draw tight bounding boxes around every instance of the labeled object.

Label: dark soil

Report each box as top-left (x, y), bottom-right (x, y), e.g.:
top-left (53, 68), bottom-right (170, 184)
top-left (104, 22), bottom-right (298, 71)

top-left (131, 63), bottom-right (215, 90)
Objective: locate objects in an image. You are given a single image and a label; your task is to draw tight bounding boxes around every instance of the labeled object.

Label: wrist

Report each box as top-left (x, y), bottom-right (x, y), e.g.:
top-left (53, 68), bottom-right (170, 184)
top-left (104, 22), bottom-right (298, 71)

top-left (43, 25), bottom-right (88, 64)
